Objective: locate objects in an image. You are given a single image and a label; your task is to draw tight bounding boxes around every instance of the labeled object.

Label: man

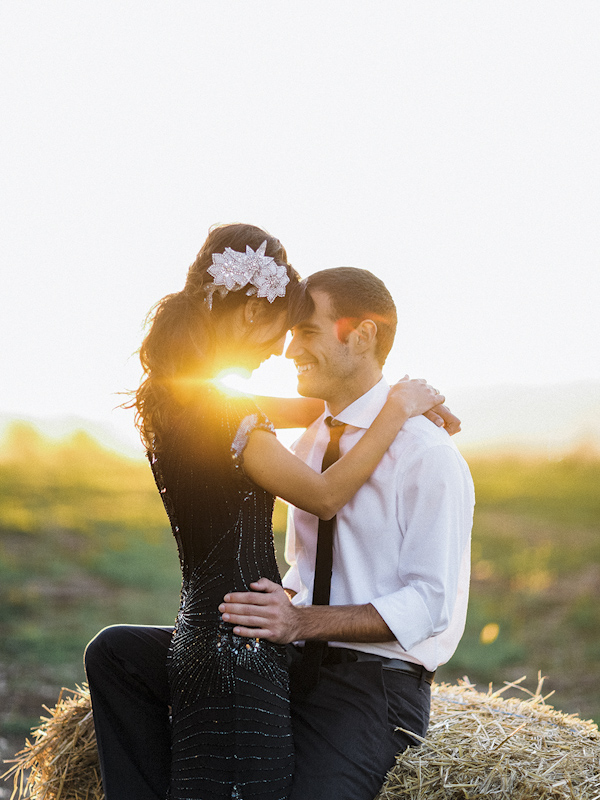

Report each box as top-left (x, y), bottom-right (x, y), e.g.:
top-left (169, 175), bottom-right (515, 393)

top-left (219, 268), bottom-right (474, 799)
top-left (85, 267), bottom-right (473, 800)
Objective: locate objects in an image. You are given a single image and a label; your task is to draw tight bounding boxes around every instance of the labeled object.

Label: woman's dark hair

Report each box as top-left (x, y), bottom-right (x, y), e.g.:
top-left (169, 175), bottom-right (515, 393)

top-left (297, 267), bottom-right (397, 366)
top-left (132, 223), bottom-right (303, 451)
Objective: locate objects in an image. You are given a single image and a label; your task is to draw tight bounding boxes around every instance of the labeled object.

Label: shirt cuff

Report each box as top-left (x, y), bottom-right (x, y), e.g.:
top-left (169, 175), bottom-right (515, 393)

top-left (371, 587), bottom-right (439, 652)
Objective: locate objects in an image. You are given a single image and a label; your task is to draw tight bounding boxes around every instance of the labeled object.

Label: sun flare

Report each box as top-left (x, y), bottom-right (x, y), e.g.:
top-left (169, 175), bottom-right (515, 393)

top-left (213, 355), bottom-right (299, 399)
top-left (213, 371), bottom-right (253, 396)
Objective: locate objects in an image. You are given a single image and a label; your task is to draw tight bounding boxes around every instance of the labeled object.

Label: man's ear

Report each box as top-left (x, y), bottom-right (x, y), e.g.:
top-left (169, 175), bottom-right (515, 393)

top-left (349, 319), bottom-right (378, 353)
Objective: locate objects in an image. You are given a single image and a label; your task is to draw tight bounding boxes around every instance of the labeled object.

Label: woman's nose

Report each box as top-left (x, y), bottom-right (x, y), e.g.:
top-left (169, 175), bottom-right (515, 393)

top-left (285, 334), bottom-right (300, 359)
top-left (272, 336), bottom-right (286, 357)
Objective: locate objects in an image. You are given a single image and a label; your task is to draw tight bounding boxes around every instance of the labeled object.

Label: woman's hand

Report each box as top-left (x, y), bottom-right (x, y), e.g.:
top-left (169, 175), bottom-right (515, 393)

top-left (423, 404), bottom-right (461, 435)
top-left (385, 375), bottom-right (445, 419)
top-left (386, 375), bottom-right (461, 434)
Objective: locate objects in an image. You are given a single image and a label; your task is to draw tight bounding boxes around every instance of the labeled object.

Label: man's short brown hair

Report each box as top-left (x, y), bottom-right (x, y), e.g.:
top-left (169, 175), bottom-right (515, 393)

top-left (293, 267), bottom-right (397, 366)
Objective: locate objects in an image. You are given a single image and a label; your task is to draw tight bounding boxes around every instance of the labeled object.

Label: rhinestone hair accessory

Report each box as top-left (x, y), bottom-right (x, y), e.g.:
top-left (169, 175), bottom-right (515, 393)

top-left (204, 240), bottom-right (290, 309)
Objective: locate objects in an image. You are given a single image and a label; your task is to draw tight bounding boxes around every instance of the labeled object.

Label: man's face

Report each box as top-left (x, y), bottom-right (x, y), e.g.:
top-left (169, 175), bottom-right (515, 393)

top-left (285, 290), bottom-right (358, 402)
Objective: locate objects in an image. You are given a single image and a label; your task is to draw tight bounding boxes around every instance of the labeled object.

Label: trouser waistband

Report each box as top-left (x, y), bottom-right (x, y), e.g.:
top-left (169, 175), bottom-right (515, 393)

top-left (311, 645), bottom-right (436, 684)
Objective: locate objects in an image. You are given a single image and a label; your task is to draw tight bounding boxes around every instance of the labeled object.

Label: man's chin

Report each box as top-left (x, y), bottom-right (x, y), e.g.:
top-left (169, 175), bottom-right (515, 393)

top-left (296, 377), bottom-right (322, 400)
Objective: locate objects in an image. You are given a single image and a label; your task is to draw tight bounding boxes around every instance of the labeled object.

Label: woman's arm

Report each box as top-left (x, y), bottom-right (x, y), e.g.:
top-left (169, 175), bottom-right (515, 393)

top-left (242, 379), bottom-right (443, 519)
top-left (253, 395), bottom-right (460, 434)
top-left (250, 396), bottom-right (324, 429)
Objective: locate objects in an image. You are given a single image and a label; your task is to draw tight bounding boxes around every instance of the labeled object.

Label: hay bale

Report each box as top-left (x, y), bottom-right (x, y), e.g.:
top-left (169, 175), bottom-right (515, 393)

top-left (4, 677), bottom-right (600, 800)
top-left (377, 676), bottom-right (600, 800)
top-left (2, 685), bottom-right (102, 800)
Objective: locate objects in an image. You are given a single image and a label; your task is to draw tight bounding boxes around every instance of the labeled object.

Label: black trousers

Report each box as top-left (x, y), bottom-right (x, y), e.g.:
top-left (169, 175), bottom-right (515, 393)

top-left (84, 625), bottom-right (431, 800)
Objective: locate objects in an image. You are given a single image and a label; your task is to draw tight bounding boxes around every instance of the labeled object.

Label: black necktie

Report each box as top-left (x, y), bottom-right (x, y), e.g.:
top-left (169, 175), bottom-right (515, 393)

top-left (296, 417), bottom-right (346, 694)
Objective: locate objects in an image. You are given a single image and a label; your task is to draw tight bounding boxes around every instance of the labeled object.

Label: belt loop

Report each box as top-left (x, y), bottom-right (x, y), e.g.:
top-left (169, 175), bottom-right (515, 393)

top-left (419, 666), bottom-right (426, 691)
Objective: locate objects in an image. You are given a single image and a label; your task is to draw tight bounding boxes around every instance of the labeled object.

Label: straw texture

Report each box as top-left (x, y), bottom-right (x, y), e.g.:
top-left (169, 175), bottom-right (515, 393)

top-left (3, 677), bottom-right (600, 800)
top-left (377, 676), bottom-right (600, 800)
top-left (2, 685), bottom-right (101, 800)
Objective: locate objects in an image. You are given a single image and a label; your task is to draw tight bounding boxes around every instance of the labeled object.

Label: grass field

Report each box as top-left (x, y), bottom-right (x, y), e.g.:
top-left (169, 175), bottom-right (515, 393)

top-left (436, 452), bottom-right (600, 722)
top-left (1, 423), bottom-right (599, 767)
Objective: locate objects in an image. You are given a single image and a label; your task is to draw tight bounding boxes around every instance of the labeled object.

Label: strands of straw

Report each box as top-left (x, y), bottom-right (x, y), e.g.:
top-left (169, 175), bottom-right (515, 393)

top-left (376, 676), bottom-right (600, 800)
top-left (4, 677), bottom-right (600, 800)
top-left (2, 685), bottom-right (102, 800)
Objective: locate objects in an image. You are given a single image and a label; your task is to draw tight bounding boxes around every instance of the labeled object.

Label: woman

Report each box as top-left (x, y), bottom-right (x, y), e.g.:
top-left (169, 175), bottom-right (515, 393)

top-left (134, 223), bottom-right (443, 800)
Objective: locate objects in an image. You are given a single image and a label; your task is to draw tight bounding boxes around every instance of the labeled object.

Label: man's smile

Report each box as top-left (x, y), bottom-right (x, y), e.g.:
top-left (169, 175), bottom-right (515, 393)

top-left (296, 362), bottom-right (316, 374)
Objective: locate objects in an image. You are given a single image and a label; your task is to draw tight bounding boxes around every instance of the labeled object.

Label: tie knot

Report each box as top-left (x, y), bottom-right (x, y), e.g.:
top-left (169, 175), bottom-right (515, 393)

top-left (325, 417), bottom-right (346, 442)
top-left (321, 417), bottom-right (346, 471)
top-left (324, 417), bottom-right (346, 457)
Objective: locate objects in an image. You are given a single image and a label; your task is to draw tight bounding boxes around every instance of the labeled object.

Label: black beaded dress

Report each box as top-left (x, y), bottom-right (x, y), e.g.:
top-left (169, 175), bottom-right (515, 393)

top-left (150, 387), bottom-right (293, 800)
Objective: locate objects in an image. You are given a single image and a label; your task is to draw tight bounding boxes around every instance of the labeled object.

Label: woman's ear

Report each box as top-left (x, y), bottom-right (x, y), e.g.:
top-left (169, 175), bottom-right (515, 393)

top-left (243, 298), bottom-right (262, 327)
top-left (350, 319), bottom-right (378, 353)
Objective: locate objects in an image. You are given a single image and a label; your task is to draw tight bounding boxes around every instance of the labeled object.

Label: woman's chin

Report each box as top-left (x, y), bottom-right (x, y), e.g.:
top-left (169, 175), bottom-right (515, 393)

top-left (240, 353), bottom-right (269, 373)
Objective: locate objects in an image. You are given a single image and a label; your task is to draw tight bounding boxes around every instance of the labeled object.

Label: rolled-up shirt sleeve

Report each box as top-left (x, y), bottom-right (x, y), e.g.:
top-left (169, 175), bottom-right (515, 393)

top-left (370, 444), bottom-right (473, 652)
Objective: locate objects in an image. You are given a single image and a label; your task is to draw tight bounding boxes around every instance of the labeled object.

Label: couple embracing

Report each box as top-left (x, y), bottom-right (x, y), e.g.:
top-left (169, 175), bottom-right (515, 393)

top-left (85, 222), bottom-right (474, 800)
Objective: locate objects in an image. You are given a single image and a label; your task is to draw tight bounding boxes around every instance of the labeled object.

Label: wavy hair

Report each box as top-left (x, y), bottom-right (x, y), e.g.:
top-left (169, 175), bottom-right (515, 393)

top-left (132, 223), bottom-right (303, 451)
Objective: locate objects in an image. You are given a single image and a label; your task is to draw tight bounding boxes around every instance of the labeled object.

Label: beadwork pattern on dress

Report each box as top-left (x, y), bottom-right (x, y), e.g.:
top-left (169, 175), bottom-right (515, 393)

top-left (149, 389), bottom-right (293, 800)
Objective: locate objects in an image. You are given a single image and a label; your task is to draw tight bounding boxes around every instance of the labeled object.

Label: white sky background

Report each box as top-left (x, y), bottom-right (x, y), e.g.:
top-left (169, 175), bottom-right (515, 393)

top-left (1, 1), bottom-right (599, 449)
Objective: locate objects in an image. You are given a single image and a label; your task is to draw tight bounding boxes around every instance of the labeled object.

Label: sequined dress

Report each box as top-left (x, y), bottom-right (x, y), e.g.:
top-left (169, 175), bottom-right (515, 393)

top-left (150, 389), bottom-right (293, 800)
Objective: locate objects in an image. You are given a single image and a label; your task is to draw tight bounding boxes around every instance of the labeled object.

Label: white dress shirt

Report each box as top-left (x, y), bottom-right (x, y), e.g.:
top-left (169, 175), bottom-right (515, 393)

top-left (282, 377), bottom-right (475, 672)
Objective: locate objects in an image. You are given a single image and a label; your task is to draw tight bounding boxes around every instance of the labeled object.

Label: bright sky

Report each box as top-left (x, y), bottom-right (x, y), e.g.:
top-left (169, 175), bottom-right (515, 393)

top-left (1, 1), bottom-right (599, 450)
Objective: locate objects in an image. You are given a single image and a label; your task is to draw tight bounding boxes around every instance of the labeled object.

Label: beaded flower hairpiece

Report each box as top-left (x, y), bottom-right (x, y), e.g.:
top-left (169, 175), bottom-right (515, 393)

top-left (204, 240), bottom-right (290, 310)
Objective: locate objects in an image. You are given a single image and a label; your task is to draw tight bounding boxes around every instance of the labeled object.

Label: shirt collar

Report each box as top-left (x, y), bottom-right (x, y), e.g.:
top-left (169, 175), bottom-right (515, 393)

top-left (324, 376), bottom-right (390, 429)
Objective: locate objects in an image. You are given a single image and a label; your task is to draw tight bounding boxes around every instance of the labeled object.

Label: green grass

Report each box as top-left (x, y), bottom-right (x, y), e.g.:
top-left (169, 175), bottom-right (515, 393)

top-left (469, 453), bottom-right (600, 529)
top-left (0, 423), bottom-right (599, 753)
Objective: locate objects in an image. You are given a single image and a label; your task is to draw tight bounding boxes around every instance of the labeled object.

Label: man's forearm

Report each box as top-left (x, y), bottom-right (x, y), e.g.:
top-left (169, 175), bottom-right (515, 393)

top-left (294, 602), bottom-right (396, 643)
top-left (220, 580), bottom-right (397, 645)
